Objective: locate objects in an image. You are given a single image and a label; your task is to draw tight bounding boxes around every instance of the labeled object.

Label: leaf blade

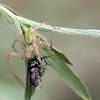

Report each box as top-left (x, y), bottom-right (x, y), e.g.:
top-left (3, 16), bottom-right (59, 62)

top-left (52, 47), bottom-right (73, 65)
top-left (1, 4), bottom-right (19, 16)
top-left (40, 47), bottom-right (91, 100)
top-left (0, 10), bottom-right (16, 31)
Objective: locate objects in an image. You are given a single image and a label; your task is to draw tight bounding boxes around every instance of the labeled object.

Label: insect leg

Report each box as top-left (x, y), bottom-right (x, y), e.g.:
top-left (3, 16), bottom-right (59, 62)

top-left (40, 67), bottom-right (47, 76)
top-left (42, 67), bottom-right (47, 72)
top-left (41, 56), bottom-right (52, 76)
top-left (41, 56), bottom-right (53, 67)
top-left (8, 52), bottom-right (28, 88)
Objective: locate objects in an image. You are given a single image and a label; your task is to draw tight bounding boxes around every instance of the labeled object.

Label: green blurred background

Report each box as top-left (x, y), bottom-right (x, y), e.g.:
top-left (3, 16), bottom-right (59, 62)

top-left (0, 0), bottom-right (100, 100)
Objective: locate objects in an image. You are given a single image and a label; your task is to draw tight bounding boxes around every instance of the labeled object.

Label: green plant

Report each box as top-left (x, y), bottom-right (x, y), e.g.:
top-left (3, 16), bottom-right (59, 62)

top-left (0, 4), bottom-right (94, 100)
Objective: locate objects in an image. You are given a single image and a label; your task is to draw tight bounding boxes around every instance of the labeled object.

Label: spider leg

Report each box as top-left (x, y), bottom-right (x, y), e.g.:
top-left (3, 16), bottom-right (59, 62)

top-left (39, 42), bottom-right (54, 56)
top-left (12, 38), bottom-right (25, 52)
top-left (31, 22), bottom-right (55, 48)
top-left (37, 35), bottom-right (52, 49)
top-left (13, 20), bottom-right (27, 46)
top-left (32, 42), bottom-right (41, 63)
top-left (8, 52), bottom-right (30, 89)
top-left (30, 29), bottom-right (42, 63)
top-left (36, 35), bottom-right (53, 56)
top-left (33, 22), bottom-right (56, 31)
top-left (13, 20), bottom-right (30, 58)
top-left (30, 22), bottom-right (55, 63)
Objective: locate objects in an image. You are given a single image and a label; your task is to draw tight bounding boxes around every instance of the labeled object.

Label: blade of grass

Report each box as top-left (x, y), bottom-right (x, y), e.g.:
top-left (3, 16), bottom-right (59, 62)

top-left (0, 4), bottom-right (100, 38)
top-left (0, 10), bottom-right (16, 30)
top-left (52, 47), bottom-right (73, 65)
top-left (40, 47), bottom-right (91, 100)
top-left (1, 4), bottom-right (19, 16)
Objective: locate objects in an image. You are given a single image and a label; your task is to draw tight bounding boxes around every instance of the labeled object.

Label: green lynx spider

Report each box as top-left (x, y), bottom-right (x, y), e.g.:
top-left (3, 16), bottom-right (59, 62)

top-left (8, 20), bottom-right (54, 88)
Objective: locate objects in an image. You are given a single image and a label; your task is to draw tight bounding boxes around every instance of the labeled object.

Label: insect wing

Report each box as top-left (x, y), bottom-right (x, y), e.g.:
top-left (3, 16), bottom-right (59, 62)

top-left (30, 68), bottom-right (41, 88)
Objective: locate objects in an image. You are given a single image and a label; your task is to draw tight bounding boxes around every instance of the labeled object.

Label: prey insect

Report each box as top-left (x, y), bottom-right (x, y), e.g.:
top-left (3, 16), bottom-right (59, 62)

top-left (28, 55), bottom-right (51, 88)
top-left (8, 20), bottom-right (54, 88)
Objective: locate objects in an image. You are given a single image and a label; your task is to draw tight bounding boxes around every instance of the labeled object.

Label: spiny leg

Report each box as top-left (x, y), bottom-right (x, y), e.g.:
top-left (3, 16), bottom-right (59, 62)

top-left (37, 35), bottom-right (53, 64)
top-left (32, 22), bottom-right (56, 31)
top-left (13, 20), bottom-right (31, 58)
top-left (13, 20), bottom-right (27, 46)
top-left (31, 22), bottom-right (54, 57)
top-left (31, 34), bottom-right (53, 63)
top-left (39, 42), bottom-right (54, 56)
top-left (28, 27), bottom-right (41, 63)
top-left (32, 37), bottom-right (53, 63)
top-left (37, 35), bottom-right (52, 49)
top-left (12, 38), bottom-right (25, 52)
top-left (8, 52), bottom-right (27, 88)
top-left (32, 42), bottom-right (42, 63)
top-left (31, 22), bottom-right (54, 48)
top-left (30, 22), bottom-right (55, 63)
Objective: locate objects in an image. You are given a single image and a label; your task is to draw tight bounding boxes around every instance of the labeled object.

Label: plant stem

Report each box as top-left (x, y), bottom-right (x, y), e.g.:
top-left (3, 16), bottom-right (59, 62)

top-left (24, 58), bottom-right (36, 100)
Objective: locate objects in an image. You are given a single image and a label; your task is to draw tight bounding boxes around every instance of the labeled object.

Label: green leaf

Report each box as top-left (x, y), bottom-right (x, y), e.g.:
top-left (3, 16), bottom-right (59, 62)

top-left (1, 4), bottom-right (19, 16)
top-left (0, 10), bottom-right (16, 31)
top-left (40, 47), bottom-right (91, 100)
top-left (0, 4), bottom-right (100, 38)
top-left (14, 15), bottom-right (100, 38)
top-left (52, 47), bottom-right (73, 65)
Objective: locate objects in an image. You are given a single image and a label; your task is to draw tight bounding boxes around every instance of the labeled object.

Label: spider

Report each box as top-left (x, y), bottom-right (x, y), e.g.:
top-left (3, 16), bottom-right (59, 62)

top-left (8, 20), bottom-right (54, 88)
